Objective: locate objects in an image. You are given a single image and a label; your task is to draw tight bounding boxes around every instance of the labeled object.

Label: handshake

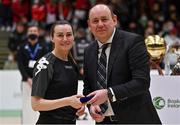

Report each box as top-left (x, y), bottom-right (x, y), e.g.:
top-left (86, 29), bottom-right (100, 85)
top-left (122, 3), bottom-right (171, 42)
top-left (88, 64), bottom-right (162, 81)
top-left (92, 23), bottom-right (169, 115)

top-left (73, 89), bottom-right (109, 122)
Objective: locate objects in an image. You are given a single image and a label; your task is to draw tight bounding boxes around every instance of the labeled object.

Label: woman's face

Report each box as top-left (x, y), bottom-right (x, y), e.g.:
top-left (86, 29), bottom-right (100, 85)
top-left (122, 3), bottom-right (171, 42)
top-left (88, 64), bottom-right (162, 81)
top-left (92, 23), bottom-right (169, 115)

top-left (51, 24), bottom-right (74, 51)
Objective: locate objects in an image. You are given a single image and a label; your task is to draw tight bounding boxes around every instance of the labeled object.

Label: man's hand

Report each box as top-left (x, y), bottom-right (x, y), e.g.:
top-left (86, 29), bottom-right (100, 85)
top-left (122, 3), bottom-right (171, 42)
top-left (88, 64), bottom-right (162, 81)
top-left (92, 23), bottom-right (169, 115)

top-left (90, 105), bottom-right (105, 122)
top-left (87, 89), bottom-right (108, 105)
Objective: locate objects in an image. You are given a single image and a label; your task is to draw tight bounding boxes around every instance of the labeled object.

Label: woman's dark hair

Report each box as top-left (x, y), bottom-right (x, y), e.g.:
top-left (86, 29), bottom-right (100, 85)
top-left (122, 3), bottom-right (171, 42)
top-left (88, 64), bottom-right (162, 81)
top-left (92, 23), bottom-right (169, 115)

top-left (50, 20), bottom-right (73, 38)
top-left (50, 20), bottom-right (77, 66)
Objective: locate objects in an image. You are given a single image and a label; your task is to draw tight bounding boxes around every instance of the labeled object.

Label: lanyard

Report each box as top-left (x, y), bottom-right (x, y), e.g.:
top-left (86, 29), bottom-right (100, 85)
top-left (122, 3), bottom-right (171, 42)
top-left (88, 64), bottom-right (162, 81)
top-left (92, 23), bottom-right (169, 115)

top-left (25, 43), bottom-right (40, 60)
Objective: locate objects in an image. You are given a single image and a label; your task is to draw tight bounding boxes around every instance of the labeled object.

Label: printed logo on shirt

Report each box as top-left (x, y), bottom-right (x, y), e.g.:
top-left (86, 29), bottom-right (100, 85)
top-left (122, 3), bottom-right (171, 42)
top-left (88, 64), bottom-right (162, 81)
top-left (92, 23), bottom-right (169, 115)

top-left (35, 57), bottom-right (49, 76)
top-left (65, 65), bottom-right (73, 69)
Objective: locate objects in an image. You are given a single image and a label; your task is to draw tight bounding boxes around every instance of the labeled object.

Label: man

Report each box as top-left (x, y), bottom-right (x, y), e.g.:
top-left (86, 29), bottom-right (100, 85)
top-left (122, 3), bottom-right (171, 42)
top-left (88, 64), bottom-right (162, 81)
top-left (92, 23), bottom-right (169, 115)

top-left (17, 23), bottom-right (48, 124)
top-left (8, 22), bottom-right (26, 61)
top-left (83, 4), bottom-right (161, 124)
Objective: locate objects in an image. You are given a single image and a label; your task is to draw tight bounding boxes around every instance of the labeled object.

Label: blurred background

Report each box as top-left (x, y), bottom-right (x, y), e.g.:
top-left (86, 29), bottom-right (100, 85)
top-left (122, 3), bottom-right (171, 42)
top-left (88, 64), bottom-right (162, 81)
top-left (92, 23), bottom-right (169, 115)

top-left (0, 0), bottom-right (179, 72)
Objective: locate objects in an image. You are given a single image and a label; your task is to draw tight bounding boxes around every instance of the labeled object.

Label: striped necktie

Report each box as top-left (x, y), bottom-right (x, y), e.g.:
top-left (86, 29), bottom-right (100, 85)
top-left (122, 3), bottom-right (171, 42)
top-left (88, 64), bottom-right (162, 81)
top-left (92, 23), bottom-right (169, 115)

top-left (97, 43), bottom-right (109, 113)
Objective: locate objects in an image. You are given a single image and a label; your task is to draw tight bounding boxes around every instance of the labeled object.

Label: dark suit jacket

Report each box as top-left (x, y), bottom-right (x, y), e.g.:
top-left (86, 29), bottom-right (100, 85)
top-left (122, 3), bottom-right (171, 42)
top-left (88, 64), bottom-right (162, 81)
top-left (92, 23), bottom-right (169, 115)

top-left (83, 29), bottom-right (161, 124)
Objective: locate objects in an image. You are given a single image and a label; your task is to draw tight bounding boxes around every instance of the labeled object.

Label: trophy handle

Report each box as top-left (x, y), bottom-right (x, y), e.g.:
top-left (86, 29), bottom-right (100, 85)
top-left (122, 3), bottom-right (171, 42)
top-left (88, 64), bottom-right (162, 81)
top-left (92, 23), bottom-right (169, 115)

top-left (149, 54), bottom-right (164, 75)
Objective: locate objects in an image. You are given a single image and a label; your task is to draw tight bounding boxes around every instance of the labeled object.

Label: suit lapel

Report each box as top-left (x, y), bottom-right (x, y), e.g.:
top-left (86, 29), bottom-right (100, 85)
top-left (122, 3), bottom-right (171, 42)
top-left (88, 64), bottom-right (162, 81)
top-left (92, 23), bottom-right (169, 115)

top-left (108, 29), bottom-right (122, 80)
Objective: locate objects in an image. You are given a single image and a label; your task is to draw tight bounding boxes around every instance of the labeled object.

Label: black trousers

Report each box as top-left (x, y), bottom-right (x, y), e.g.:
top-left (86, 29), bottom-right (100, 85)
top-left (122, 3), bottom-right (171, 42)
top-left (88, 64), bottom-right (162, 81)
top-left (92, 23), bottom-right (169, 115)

top-left (96, 116), bottom-right (119, 124)
top-left (36, 115), bottom-right (76, 124)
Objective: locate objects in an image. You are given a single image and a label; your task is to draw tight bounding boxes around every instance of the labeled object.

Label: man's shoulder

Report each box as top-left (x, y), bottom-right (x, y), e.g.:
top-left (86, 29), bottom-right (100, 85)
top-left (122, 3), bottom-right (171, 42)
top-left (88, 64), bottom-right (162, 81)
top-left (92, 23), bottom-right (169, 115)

top-left (116, 28), bottom-right (142, 39)
top-left (85, 40), bottom-right (96, 49)
top-left (114, 29), bottom-right (144, 47)
top-left (83, 41), bottom-right (97, 57)
top-left (17, 42), bottom-right (28, 50)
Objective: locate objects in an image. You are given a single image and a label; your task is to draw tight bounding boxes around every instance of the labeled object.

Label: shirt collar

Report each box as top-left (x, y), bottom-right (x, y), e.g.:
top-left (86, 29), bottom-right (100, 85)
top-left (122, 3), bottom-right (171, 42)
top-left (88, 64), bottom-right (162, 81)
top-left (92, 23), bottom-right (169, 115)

top-left (97, 28), bottom-right (116, 49)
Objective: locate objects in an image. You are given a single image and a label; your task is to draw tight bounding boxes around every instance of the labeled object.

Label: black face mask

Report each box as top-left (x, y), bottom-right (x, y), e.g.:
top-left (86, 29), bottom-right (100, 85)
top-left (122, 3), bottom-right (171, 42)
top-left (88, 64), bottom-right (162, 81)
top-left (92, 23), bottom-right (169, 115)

top-left (28, 34), bottom-right (38, 40)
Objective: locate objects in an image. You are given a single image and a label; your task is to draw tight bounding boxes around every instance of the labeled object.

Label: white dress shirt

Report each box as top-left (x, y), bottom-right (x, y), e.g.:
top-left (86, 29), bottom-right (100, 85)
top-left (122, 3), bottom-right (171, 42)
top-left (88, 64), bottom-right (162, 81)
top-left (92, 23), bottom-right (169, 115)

top-left (97, 28), bottom-right (117, 116)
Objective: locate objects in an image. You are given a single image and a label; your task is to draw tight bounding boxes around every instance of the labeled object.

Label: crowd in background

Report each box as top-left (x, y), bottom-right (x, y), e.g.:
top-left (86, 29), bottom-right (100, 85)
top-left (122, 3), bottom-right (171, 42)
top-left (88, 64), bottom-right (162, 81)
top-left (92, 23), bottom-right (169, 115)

top-left (0, 0), bottom-right (180, 70)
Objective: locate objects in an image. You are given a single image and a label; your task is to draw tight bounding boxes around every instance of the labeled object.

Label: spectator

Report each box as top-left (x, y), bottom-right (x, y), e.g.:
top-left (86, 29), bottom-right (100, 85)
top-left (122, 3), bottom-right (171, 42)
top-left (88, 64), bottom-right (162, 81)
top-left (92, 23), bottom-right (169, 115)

top-left (17, 22), bottom-right (48, 124)
top-left (58, 0), bottom-right (74, 23)
top-left (164, 27), bottom-right (180, 68)
top-left (0, 0), bottom-right (12, 31)
top-left (72, 28), bottom-right (91, 79)
top-left (11, 0), bottom-right (30, 29)
top-left (8, 22), bottom-right (26, 61)
top-left (72, 0), bottom-right (91, 30)
top-left (45, 0), bottom-right (57, 31)
top-left (31, 0), bottom-right (46, 26)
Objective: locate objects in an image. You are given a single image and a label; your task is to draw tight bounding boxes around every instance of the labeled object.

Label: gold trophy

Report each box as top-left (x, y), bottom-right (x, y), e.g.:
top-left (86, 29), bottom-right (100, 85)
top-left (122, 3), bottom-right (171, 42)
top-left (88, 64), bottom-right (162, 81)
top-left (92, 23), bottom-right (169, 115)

top-left (145, 35), bottom-right (166, 75)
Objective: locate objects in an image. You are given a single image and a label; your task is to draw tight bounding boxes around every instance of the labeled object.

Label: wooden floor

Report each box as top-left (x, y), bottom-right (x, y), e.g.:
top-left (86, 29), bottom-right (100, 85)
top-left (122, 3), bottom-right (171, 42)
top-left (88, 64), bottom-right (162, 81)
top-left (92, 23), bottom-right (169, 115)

top-left (0, 117), bottom-right (21, 124)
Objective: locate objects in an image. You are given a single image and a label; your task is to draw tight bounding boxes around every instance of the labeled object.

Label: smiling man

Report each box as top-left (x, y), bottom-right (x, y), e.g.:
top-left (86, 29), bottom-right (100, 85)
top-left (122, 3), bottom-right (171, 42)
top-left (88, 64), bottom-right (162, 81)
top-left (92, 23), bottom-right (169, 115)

top-left (83, 4), bottom-right (162, 124)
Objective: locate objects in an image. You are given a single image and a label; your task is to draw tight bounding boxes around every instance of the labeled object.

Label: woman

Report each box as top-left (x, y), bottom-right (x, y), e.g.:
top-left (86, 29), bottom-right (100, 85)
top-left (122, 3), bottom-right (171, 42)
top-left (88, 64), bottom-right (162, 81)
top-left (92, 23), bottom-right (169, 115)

top-left (31, 20), bottom-right (85, 124)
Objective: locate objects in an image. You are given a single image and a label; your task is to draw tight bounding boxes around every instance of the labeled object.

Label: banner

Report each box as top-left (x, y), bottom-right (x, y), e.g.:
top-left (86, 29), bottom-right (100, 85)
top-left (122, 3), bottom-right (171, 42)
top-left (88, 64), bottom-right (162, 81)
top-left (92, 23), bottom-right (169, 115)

top-left (0, 70), bottom-right (180, 124)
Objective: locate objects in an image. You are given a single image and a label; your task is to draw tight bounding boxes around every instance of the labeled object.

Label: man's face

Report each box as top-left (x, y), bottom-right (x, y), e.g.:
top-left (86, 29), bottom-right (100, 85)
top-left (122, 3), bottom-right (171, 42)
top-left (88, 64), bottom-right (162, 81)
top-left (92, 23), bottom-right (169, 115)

top-left (27, 26), bottom-right (39, 36)
top-left (16, 24), bottom-right (25, 33)
top-left (88, 5), bottom-right (117, 43)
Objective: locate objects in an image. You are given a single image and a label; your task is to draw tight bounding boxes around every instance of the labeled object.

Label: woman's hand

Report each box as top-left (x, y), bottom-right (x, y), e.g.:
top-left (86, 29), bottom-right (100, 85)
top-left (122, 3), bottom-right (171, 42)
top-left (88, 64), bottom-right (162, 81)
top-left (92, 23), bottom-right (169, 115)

top-left (31, 95), bottom-right (84, 111)
top-left (76, 105), bottom-right (85, 116)
top-left (68, 94), bottom-right (84, 109)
